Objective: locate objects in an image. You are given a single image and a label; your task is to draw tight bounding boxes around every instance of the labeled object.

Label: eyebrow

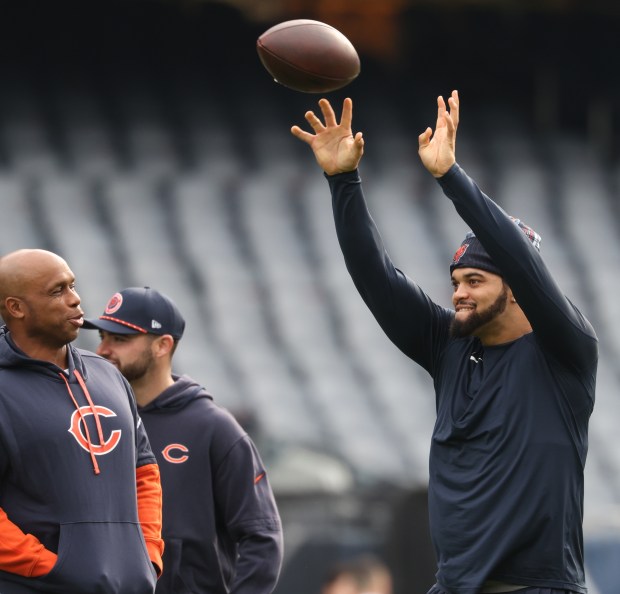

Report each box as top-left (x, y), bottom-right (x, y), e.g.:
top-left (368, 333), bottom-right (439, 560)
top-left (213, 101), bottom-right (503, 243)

top-left (47, 280), bottom-right (72, 292)
top-left (451, 271), bottom-right (486, 281)
top-left (463, 272), bottom-right (485, 278)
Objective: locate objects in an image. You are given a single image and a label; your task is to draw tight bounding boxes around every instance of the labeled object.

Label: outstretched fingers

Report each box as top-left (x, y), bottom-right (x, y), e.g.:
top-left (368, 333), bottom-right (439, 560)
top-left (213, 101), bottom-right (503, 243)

top-left (448, 90), bottom-right (459, 129)
top-left (290, 125), bottom-right (314, 144)
top-left (436, 95), bottom-right (447, 129)
top-left (318, 98), bottom-right (338, 128)
top-left (418, 127), bottom-right (433, 150)
top-left (444, 110), bottom-right (456, 136)
top-left (354, 131), bottom-right (365, 155)
top-left (304, 109), bottom-right (326, 132)
top-left (339, 97), bottom-right (353, 130)
top-left (291, 107), bottom-right (326, 143)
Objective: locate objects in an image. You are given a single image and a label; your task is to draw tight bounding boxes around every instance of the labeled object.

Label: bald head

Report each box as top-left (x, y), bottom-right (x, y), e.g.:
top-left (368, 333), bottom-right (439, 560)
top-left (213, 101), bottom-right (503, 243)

top-left (0, 249), bottom-right (72, 321)
top-left (0, 249), bottom-right (83, 364)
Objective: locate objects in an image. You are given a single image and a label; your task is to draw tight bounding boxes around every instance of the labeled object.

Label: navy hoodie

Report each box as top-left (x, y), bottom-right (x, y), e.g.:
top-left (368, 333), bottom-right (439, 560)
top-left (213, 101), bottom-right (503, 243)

top-left (0, 327), bottom-right (159, 594)
top-left (139, 374), bottom-right (283, 594)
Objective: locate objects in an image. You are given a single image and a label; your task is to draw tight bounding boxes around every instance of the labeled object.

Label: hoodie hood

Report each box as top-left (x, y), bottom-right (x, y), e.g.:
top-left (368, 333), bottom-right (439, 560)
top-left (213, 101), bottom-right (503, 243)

top-left (0, 325), bottom-right (88, 379)
top-left (140, 374), bottom-right (213, 413)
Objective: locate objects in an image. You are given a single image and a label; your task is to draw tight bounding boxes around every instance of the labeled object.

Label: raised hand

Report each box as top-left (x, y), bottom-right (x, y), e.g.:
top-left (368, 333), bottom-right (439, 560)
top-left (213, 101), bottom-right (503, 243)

top-left (291, 97), bottom-right (364, 175)
top-left (418, 90), bottom-right (459, 178)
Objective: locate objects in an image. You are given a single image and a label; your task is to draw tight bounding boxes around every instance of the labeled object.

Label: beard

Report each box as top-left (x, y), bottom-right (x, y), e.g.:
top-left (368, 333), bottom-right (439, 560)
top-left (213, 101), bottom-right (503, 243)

top-left (117, 348), bottom-right (155, 383)
top-left (450, 285), bottom-right (509, 339)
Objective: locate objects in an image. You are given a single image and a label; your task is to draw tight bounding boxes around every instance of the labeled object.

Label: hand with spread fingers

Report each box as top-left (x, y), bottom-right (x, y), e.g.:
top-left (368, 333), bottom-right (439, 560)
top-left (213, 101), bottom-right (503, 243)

top-left (418, 89), bottom-right (459, 178)
top-left (291, 97), bottom-right (364, 175)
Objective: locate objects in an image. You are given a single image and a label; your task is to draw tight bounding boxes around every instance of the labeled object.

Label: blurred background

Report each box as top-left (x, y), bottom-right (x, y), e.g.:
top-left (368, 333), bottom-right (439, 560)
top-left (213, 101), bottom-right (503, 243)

top-left (1, 0), bottom-right (620, 592)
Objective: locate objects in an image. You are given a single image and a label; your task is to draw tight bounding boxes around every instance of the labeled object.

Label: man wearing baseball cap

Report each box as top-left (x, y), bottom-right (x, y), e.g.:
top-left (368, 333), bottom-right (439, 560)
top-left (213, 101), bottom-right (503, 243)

top-left (84, 287), bottom-right (283, 594)
top-left (84, 287), bottom-right (186, 340)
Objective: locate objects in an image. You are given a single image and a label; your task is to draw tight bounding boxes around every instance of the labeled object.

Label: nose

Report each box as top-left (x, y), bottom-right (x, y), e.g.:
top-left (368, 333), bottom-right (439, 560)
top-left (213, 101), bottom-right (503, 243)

top-left (452, 283), bottom-right (469, 303)
top-left (96, 340), bottom-right (109, 357)
top-left (69, 286), bottom-right (81, 306)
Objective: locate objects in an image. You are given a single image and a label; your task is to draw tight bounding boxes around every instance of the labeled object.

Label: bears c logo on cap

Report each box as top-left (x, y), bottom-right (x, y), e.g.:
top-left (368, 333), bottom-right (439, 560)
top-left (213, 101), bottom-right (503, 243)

top-left (452, 243), bottom-right (469, 266)
top-left (105, 293), bottom-right (123, 315)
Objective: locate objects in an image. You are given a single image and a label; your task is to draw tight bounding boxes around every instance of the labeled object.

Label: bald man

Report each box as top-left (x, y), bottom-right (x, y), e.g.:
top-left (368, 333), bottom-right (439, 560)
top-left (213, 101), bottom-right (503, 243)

top-left (0, 249), bottom-right (164, 594)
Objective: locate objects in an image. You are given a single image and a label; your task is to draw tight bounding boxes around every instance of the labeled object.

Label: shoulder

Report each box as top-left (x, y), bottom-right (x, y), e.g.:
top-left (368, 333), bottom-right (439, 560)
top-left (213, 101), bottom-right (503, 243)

top-left (74, 347), bottom-right (114, 367)
top-left (176, 390), bottom-right (247, 435)
top-left (206, 400), bottom-right (247, 436)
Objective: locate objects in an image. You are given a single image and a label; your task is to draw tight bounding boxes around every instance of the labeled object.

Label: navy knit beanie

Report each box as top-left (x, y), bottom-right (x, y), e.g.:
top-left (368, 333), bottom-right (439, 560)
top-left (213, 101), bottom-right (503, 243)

top-left (450, 218), bottom-right (541, 277)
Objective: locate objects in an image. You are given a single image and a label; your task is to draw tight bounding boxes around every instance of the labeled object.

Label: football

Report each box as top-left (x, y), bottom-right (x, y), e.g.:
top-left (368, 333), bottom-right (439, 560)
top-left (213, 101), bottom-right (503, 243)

top-left (256, 19), bottom-right (360, 93)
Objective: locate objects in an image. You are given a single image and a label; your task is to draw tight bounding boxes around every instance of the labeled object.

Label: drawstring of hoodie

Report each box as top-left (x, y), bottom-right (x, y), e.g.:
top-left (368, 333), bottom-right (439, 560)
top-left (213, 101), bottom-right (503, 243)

top-left (60, 370), bottom-right (103, 475)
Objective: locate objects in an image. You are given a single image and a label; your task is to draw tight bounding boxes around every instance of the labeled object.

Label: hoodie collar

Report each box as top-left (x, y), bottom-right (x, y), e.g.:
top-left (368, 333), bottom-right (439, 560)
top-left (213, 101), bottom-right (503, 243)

top-left (0, 325), bottom-right (88, 379)
top-left (139, 374), bottom-right (211, 413)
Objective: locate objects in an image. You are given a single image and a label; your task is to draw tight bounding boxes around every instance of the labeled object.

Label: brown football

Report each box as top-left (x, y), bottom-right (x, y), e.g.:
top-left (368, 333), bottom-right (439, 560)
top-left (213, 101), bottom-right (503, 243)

top-left (256, 19), bottom-right (360, 93)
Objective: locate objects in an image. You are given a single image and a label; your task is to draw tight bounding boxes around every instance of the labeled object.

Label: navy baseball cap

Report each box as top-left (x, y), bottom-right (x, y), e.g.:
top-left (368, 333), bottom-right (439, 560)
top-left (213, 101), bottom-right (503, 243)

top-left (83, 287), bottom-right (185, 339)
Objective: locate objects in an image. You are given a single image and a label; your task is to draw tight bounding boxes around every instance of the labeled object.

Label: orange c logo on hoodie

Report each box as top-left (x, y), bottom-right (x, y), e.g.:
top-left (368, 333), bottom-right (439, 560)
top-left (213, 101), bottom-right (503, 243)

top-left (68, 406), bottom-right (122, 455)
top-left (162, 443), bottom-right (189, 464)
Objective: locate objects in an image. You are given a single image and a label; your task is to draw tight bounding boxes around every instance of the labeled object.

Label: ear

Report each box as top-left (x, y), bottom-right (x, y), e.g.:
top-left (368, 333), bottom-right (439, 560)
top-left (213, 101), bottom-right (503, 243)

top-left (152, 334), bottom-right (175, 359)
top-left (4, 296), bottom-right (26, 319)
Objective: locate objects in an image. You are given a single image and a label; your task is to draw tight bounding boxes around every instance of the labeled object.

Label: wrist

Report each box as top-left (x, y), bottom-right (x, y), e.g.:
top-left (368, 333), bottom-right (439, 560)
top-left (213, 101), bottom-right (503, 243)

top-left (324, 169), bottom-right (359, 180)
top-left (433, 160), bottom-right (457, 178)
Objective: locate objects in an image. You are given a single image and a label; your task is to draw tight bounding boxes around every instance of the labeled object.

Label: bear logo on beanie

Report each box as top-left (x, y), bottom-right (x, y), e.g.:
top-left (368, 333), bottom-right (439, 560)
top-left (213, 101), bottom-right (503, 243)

top-left (452, 243), bottom-right (470, 267)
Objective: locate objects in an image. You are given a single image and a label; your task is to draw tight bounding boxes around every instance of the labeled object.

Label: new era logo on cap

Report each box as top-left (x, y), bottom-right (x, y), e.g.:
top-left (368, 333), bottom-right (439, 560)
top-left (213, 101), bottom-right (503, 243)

top-left (83, 287), bottom-right (186, 339)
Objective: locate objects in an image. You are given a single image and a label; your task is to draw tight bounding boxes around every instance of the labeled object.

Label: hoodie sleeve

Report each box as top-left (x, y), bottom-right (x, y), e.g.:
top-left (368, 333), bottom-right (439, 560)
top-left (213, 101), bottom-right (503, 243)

top-left (328, 170), bottom-right (453, 373)
top-left (127, 377), bottom-right (164, 575)
top-left (136, 463), bottom-right (164, 576)
top-left (437, 163), bottom-right (598, 373)
top-left (213, 420), bottom-right (283, 594)
top-left (0, 507), bottom-right (57, 577)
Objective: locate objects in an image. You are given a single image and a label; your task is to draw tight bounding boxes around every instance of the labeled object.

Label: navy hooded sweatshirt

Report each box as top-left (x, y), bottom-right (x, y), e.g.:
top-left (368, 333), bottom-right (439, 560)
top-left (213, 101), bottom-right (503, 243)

top-left (0, 326), bottom-right (161, 594)
top-left (139, 374), bottom-right (283, 594)
top-left (327, 164), bottom-right (597, 593)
